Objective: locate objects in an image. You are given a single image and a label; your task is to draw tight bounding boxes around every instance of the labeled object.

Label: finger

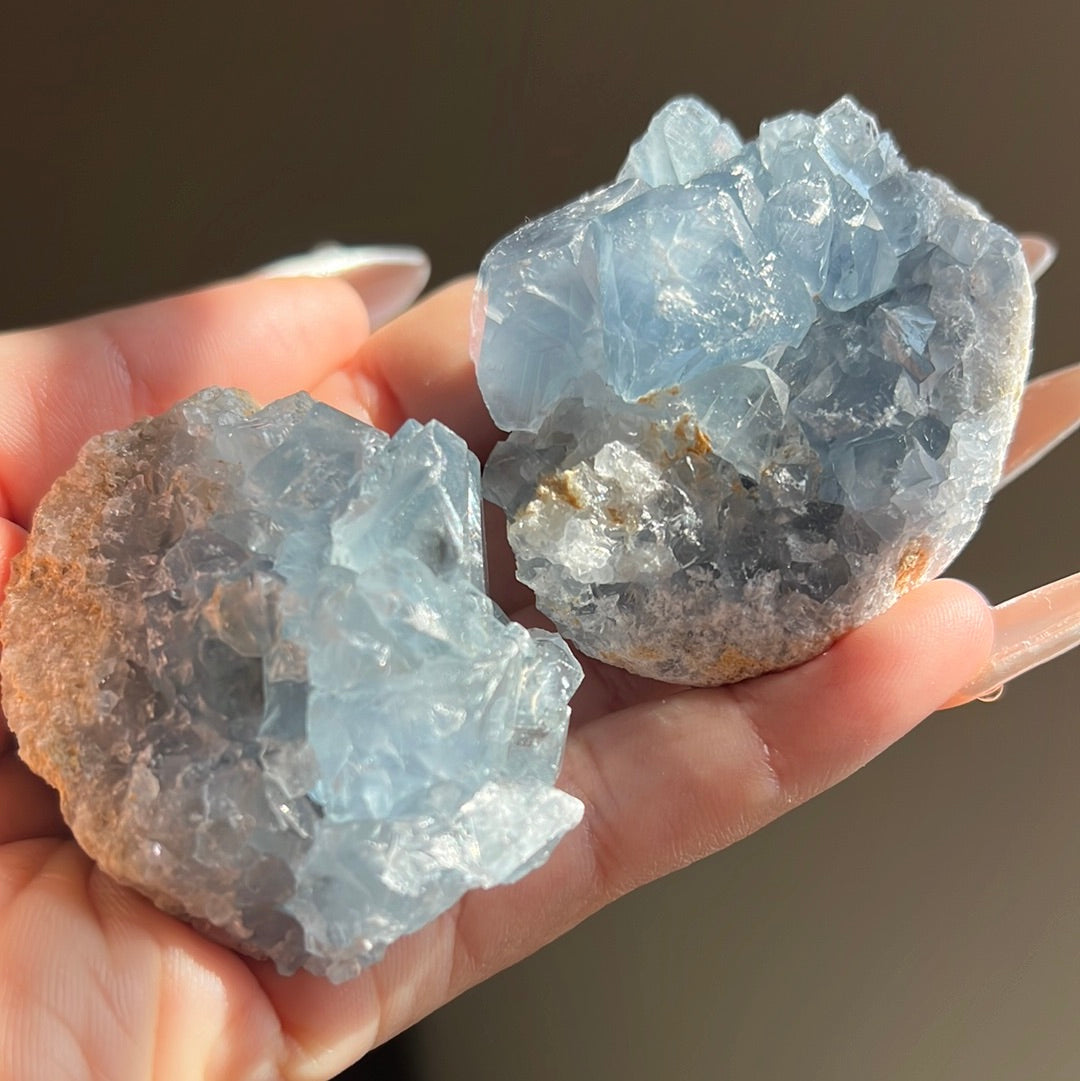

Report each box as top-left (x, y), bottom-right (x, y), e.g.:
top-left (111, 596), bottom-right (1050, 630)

top-left (251, 243), bottom-right (430, 331)
top-left (998, 362), bottom-right (1080, 490)
top-left (0, 520), bottom-right (28, 751)
top-left (0, 522), bottom-right (25, 598)
top-left (443, 578), bottom-right (995, 994)
top-left (0, 277), bottom-right (371, 527)
top-left (945, 570), bottom-right (1080, 706)
top-left (0, 839), bottom-right (287, 1081)
top-left (507, 600), bottom-right (679, 722)
top-left (484, 502), bottom-right (535, 616)
top-left (255, 578), bottom-right (993, 1070)
top-left (313, 276), bottom-right (502, 461)
top-left (1020, 234), bottom-right (1057, 282)
top-left (0, 755), bottom-right (67, 842)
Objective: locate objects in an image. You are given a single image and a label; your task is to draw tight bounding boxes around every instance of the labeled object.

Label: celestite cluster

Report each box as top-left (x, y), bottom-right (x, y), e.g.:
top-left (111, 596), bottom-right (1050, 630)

top-left (475, 96), bottom-right (1034, 684)
top-left (0, 389), bottom-right (583, 981)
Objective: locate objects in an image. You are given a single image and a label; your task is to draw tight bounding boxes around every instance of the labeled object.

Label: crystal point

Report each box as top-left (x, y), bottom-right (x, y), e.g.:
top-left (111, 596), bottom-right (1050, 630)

top-left (475, 97), bottom-right (1034, 684)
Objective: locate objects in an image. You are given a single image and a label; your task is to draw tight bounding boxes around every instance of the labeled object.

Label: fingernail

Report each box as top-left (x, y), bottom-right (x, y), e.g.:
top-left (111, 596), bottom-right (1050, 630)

top-left (1019, 235), bottom-right (1058, 283)
top-left (253, 244), bottom-right (431, 330)
top-left (954, 571), bottom-right (1080, 704)
top-left (997, 362), bottom-right (1080, 490)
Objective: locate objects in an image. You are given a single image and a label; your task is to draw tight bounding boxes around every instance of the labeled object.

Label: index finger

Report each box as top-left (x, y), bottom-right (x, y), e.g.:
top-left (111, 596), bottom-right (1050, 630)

top-left (0, 276), bottom-right (372, 528)
top-left (318, 275), bottom-right (500, 460)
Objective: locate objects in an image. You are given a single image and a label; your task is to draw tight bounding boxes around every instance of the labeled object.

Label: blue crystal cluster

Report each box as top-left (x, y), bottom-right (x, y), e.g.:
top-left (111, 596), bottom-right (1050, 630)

top-left (0, 389), bottom-right (582, 980)
top-left (475, 97), bottom-right (1034, 684)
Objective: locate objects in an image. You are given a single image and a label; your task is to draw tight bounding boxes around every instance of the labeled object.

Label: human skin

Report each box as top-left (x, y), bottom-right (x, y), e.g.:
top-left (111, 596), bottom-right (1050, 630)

top-left (0, 267), bottom-right (1070, 1080)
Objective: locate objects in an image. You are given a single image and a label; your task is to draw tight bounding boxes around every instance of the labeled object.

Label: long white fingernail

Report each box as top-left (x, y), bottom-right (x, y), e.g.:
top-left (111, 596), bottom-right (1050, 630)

top-left (1019, 235), bottom-right (1058, 283)
top-left (997, 362), bottom-right (1080, 490)
top-left (951, 571), bottom-right (1080, 705)
top-left (253, 244), bottom-right (431, 330)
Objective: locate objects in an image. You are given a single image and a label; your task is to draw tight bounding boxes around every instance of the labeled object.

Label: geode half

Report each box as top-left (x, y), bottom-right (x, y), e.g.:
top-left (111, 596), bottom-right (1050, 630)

top-left (474, 96), bottom-right (1034, 684)
top-left (0, 389), bottom-right (583, 981)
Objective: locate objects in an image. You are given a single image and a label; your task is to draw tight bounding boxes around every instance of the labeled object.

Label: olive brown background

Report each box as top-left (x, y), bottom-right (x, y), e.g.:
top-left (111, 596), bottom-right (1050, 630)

top-left (2, 3), bottom-right (1078, 1079)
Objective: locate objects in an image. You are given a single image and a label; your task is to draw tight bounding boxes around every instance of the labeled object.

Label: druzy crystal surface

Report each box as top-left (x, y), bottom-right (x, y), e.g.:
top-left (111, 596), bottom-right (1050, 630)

top-left (475, 96), bottom-right (1034, 684)
top-left (0, 389), bottom-right (582, 981)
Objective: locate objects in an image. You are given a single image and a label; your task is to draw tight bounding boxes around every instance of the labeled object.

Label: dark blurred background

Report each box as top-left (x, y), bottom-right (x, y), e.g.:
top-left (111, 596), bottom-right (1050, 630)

top-left (2, 3), bottom-right (1078, 1079)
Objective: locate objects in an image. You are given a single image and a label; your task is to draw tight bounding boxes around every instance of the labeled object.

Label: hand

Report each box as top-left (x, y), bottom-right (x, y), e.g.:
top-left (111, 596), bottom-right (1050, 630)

top-left (0, 246), bottom-right (1076, 1081)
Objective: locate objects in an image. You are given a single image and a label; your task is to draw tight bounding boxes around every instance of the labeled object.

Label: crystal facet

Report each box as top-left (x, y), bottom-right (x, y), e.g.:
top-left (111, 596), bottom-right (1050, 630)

top-left (0, 389), bottom-right (583, 981)
top-left (474, 96), bottom-right (1034, 684)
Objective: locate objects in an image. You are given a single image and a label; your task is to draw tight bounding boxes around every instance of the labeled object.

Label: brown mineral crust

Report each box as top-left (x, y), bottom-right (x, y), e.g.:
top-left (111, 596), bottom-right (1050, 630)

top-left (1, 388), bottom-right (589, 980)
top-left (661, 645), bottom-right (772, 686)
top-left (598, 637), bottom-right (785, 686)
top-left (894, 539), bottom-right (932, 594)
top-left (698, 646), bottom-right (770, 685)
top-left (0, 424), bottom-right (149, 847)
top-left (634, 411), bottom-right (715, 471)
top-left (636, 385), bottom-right (682, 406)
top-left (534, 472), bottom-right (585, 511)
top-left (670, 634), bottom-right (829, 686)
top-left (670, 414), bottom-right (712, 461)
top-left (595, 643), bottom-right (664, 668)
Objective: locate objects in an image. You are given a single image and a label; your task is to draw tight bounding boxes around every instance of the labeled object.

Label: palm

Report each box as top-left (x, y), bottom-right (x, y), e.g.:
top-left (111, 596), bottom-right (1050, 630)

top-left (0, 276), bottom-right (1008, 1080)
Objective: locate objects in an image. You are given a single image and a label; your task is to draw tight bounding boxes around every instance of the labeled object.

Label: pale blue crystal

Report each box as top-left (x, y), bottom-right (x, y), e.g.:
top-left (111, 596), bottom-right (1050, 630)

top-left (475, 96), bottom-right (1034, 685)
top-left (617, 95), bottom-right (742, 187)
top-left (0, 389), bottom-right (582, 980)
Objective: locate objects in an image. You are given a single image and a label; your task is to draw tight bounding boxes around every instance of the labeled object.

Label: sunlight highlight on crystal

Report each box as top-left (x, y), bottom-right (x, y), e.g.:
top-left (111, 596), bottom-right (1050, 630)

top-left (0, 390), bottom-right (583, 980)
top-left (475, 97), bottom-right (1034, 684)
